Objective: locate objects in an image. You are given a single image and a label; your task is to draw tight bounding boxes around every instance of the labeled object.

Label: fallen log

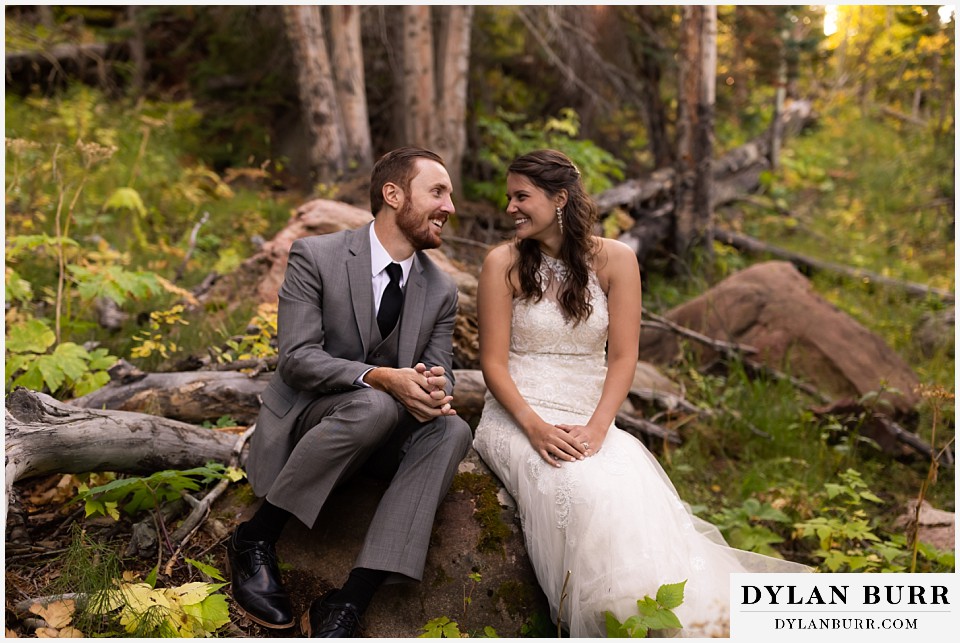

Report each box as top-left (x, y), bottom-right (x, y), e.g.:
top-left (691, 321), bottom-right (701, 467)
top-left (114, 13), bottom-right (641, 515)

top-left (712, 228), bottom-right (955, 303)
top-left (5, 387), bottom-right (237, 515)
top-left (598, 100), bottom-right (815, 216)
top-left (598, 101), bottom-right (816, 266)
top-left (71, 368), bottom-right (273, 425)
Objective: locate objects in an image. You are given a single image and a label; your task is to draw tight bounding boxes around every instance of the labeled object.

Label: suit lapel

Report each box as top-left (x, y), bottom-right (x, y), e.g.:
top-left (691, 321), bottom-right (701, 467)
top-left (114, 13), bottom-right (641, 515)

top-left (346, 224), bottom-right (374, 357)
top-left (398, 253), bottom-right (427, 367)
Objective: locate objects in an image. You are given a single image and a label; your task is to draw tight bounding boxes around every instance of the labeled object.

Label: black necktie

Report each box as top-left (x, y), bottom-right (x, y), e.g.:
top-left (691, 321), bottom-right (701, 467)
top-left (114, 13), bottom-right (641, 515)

top-left (377, 262), bottom-right (403, 337)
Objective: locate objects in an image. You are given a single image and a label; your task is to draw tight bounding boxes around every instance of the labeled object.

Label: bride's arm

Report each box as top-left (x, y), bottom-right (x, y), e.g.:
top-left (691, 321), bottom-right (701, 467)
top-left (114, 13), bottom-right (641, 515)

top-left (478, 244), bottom-right (586, 467)
top-left (559, 239), bottom-right (642, 450)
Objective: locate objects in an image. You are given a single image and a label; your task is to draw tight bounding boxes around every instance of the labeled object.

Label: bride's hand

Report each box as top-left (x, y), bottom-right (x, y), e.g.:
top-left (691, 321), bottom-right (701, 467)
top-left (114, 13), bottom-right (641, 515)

top-left (525, 419), bottom-right (587, 467)
top-left (556, 424), bottom-right (605, 456)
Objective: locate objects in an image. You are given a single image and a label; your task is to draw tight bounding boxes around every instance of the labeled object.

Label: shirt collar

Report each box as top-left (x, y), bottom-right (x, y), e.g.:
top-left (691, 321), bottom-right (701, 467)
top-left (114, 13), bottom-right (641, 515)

top-left (369, 223), bottom-right (413, 283)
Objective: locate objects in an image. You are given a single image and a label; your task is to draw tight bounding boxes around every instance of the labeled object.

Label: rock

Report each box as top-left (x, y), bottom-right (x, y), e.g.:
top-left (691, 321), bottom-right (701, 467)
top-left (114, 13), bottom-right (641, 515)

top-left (639, 261), bottom-right (921, 414)
top-left (894, 500), bottom-right (955, 553)
top-left (219, 449), bottom-right (549, 638)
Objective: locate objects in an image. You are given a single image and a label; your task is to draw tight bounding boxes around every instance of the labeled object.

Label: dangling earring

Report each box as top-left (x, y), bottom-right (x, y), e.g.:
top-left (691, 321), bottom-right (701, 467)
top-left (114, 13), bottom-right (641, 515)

top-left (556, 206), bottom-right (564, 234)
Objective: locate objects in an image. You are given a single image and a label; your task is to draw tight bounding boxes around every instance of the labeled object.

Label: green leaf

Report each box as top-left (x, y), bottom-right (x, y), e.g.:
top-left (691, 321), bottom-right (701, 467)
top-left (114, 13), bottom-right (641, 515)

top-left (182, 593), bottom-right (231, 633)
top-left (185, 557), bottom-right (226, 582)
top-left (35, 354), bottom-right (67, 391)
top-left (605, 611), bottom-right (627, 637)
top-left (87, 347), bottom-right (119, 370)
top-left (73, 369), bottom-right (111, 397)
top-left (859, 491), bottom-right (883, 504)
top-left (104, 187), bottom-right (147, 215)
top-left (6, 319), bottom-right (56, 354)
top-left (636, 596), bottom-right (659, 617)
top-left (655, 580), bottom-right (686, 610)
top-left (146, 564), bottom-right (159, 588)
top-left (52, 342), bottom-right (90, 382)
top-left (5, 353), bottom-right (31, 385)
top-left (5, 268), bottom-right (33, 304)
top-left (646, 608), bottom-right (682, 631)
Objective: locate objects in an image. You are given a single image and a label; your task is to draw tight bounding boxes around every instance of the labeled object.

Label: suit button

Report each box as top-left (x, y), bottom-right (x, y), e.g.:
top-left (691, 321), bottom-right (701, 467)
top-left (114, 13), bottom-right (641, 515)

top-left (373, 353), bottom-right (381, 358)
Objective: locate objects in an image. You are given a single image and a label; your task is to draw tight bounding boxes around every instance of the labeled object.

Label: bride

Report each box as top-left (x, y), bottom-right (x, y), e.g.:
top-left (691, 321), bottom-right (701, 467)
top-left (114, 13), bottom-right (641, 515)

top-left (473, 149), bottom-right (809, 637)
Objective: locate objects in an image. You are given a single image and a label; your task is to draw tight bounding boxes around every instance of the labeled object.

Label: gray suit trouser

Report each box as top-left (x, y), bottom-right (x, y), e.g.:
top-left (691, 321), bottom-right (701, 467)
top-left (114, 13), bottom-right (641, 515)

top-left (264, 387), bottom-right (472, 582)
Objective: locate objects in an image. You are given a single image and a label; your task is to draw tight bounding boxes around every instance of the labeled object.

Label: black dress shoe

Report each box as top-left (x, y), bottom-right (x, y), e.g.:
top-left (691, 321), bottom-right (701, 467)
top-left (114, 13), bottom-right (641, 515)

top-left (225, 529), bottom-right (294, 629)
top-left (300, 590), bottom-right (363, 638)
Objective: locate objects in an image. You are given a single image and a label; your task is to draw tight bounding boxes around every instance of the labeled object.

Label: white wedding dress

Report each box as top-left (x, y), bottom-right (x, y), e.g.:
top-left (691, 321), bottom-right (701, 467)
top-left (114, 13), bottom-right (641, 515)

top-left (474, 255), bottom-right (809, 638)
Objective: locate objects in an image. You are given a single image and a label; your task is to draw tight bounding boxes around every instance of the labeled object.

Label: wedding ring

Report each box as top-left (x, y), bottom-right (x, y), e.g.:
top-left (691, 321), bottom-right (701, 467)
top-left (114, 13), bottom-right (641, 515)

top-left (582, 441), bottom-right (590, 448)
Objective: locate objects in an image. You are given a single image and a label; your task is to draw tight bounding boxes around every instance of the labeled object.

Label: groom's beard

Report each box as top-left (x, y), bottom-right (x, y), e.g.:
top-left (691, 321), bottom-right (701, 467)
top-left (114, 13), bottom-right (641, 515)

top-left (396, 198), bottom-right (443, 251)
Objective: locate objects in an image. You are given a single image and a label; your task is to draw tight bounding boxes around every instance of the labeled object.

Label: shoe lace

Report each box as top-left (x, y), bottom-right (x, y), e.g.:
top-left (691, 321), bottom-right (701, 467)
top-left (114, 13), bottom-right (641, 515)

top-left (328, 605), bottom-right (360, 632)
top-left (249, 543), bottom-right (278, 567)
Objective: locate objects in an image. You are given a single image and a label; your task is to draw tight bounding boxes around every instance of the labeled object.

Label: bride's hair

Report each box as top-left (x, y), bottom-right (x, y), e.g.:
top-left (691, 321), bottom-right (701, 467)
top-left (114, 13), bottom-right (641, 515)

top-left (507, 149), bottom-right (599, 324)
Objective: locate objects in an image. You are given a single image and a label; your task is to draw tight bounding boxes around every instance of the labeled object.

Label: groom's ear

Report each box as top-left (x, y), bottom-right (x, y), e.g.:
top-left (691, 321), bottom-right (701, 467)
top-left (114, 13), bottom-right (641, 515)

top-left (382, 182), bottom-right (403, 211)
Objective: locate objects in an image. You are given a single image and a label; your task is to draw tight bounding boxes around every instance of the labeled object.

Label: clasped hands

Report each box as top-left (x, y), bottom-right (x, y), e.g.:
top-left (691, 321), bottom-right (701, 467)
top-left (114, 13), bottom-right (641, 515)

top-left (366, 362), bottom-right (457, 422)
top-left (529, 420), bottom-right (604, 468)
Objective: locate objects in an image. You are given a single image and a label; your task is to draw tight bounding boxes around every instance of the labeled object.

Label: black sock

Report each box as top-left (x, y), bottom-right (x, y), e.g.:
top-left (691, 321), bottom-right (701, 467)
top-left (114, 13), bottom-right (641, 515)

top-left (334, 567), bottom-right (388, 614)
top-left (237, 500), bottom-right (291, 544)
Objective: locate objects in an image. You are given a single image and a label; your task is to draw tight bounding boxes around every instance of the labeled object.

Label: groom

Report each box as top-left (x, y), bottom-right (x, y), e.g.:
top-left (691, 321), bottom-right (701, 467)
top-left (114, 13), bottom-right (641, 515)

top-left (228, 147), bottom-right (473, 637)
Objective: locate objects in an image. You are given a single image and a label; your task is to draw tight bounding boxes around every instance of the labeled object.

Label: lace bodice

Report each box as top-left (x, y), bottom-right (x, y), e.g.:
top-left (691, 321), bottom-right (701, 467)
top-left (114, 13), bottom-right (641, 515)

top-left (509, 255), bottom-right (608, 357)
top-left (507, 255), bottom-right (609, 417)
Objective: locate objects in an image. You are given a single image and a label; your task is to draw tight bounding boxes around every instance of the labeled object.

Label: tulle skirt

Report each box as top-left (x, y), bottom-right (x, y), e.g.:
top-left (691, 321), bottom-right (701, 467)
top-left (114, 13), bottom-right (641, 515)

top-left (474, 394), bottom-right (810, 638)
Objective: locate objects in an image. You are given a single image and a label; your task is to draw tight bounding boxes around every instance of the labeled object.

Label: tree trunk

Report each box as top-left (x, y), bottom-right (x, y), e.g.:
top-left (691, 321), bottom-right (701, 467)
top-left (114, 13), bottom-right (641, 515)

top-left (631, 6), bottom-right (674, 168)
top-left (328, 5), bottom-right (373, 173)
top-left (433, 5), bottom-right (474, 194)
top-left (5, 388), bottom-right (236, 514)
top-left (770, 28), bottom-right (789, 169)
top-left (127, 5), bottom-right (146, 96)
top-left (674, 5), bottom-right (717, 263)
top-left (401, 6), bottom-right (436, 146)
top-left (283, 5), bottom-right (348, 183)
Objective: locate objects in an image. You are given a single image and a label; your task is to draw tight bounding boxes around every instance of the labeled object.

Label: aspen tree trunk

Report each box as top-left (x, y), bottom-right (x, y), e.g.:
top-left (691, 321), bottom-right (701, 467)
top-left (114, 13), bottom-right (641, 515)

top-left (401, 6), bottom-right (436, 147)
top-left (328, 5), bottom-right (373, 173)
top-left (674, 5), bottom-right (717, 262)
top-left (283, 5), bottom-right (348, 183)
top-left (433, 5), bottom-right (474, 193)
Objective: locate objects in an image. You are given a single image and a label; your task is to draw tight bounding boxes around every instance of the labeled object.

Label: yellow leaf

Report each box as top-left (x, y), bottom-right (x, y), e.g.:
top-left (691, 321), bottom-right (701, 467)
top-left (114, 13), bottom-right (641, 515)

top-left (5, 627), bottom-right (19, 637)
top-left (121, 571), bottom-right (139, 582)
top-left (29, 600), bottom-right (74, 629)
top-left (35, 628), bottom-right (59, 638)
top-left (56, 627), bottom-right (85, 638)
top-left (105, 501), bottom-right (120, 521)
top-left (165, 582), bottom-right (210, 606)
top-left (154, 275), bottom-right (199, 307)
top-left (87, 589), bottom-right (123, 614)
top-left (119, 583), bottom-right (174, 632)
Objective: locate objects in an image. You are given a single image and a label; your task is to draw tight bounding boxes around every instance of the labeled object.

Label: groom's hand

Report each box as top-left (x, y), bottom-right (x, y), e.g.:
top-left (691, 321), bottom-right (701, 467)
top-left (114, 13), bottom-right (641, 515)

top-left (367, 366), bottom-right (455, 422)
top-left (415, 362), bottom-right (449, 396)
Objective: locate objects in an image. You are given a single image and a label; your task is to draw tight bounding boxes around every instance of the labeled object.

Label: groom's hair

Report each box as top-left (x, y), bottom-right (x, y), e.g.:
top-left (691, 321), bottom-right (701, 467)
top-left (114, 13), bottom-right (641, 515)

top-left (370, 147), bottom-right (446, 216)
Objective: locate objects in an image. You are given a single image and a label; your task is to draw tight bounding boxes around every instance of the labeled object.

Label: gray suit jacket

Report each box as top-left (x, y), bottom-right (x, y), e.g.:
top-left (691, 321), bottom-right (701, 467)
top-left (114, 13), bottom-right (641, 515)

top-left (246, 223), bottom-right (459, 496)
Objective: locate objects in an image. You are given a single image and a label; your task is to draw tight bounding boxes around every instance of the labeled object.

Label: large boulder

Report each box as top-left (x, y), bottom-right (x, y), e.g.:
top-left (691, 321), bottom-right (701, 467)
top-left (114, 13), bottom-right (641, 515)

top-left (639, 261), bottom-right (920, 414)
